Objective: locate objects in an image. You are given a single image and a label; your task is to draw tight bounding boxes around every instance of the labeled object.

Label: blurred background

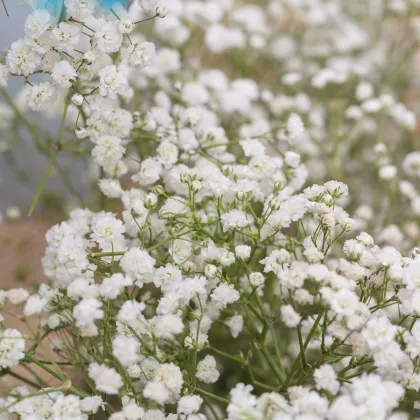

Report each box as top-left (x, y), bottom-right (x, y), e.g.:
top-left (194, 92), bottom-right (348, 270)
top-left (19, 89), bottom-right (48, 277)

top-left (0, 2), bottom-right (89, 216)
top-left (0, 2), bottom-right (88, 290)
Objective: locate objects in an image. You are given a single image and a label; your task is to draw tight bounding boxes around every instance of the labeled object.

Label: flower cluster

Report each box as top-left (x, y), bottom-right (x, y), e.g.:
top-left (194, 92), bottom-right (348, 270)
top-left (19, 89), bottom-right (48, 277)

top-left (1, 0), bottom-right (420, 419)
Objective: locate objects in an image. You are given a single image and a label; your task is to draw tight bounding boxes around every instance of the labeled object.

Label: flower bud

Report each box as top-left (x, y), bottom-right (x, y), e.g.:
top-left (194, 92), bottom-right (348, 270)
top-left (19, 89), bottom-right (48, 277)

top-left (205, 264), bottom-right (218, 279)
top-left (249, 272), bottom-right (265, 288)
top-left (145, 192), bottom-right (158, 209)
top-left (192, 245), bottom-right (201, 255)
top-left (180, 172), bottom-right (191, 184)
top-left (153, 185), bottom-right (165, 196)
top-left (156, 6), bottom-right (168, 17)
top-left (75, 127), bottom-right (88, 139)
top-left (191, 180), bottom-right (202, 193)
top-left (236, 191), bottom-right (247, 201)
top-left (269, 198), bottom-right (281, 210)
top-left (71, 93), bottom-right (84, 106)
top-left (274, 180), bottom-right (285, 192)
top-left (222, 165), bottom-right (233, 177)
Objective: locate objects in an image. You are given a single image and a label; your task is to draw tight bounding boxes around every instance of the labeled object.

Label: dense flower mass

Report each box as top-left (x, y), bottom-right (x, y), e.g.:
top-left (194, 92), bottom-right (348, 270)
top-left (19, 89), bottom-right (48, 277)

top-left (1, 0), bottom-right (420, 419)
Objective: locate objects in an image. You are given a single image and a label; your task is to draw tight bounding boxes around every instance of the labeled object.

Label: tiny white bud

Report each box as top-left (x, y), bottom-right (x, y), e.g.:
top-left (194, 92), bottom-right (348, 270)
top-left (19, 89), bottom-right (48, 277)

top-left (180, 172), bottom-right (191, 184)
top-left (205, 264), bottom-right (218, 279)
top-left (222, 165), bottom-right (233, 177)
top-left (191, 180), bottom-right (202, 193)
top-left (71, 93), bottom-right (84, 106)
top-left (249, 272), bottom-right (265, 288)
top-left (145, 192), bottom-right (158, 208)
top-left (75, 127), bottom-right (88, 139)
top-left (153, 185), bottom-right (165, 196)
top-left (269, 198), bottom-right (281, 210)
top-left (274, 180), bottom-right (285, 192)
top-left (156, 6), bottom-right (167, 17)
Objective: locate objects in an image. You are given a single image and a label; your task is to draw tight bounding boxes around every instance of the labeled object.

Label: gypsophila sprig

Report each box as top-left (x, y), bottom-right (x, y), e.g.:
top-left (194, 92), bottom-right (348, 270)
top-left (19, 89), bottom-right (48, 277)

top-left (2, 0), bottom-right (420, 418)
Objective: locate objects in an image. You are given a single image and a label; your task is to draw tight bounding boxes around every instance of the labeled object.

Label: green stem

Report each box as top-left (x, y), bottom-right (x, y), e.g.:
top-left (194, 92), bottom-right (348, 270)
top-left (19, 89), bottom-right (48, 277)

top-left (284, 310), bottom-right (324, 388)
top-left (208, 346), bottom-right (246, 365)
top-left (27, 104), bottom-right (68, 216)
top-left (26, 357), bottom-right (88, 398)
top-left (27, 148), bottom-right (59, 216)
top-left (297, 325), bottom-right (307, 369)
top-left (195, 388), bottom-right (229, 405)
top-left (1, 0), bottom-right (8, 16)
top-left (7, 370), bottom-right (41, 389)
top-left (202, 395), bottom-right (222, 420)
top-left (91, 251), bottom-right (126, 258)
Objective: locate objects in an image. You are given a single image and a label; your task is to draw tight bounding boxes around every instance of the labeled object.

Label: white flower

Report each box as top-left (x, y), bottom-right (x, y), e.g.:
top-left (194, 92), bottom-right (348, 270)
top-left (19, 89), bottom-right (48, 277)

top-left (153, 363), bottom-right (183, 400)
top-left (92, 135), bottom-right (125, 168)
top-left (24, 9), bottom-right (52, 39)
top-left (402, 151), bottom-right (420, 178)
top-left (362, 316), bottom-right (398, 350)
top-left (24, 295), bottom-right (48, 316)
top-left (240, 139), bottom-right (266, 157)
top-left (100, 273), bottom-right (132, 300)
top-left (117, 20), bottom-right (134, 34)
top-left (7, 39), bottom-right (42, 76)
top-left (80, 396), bottom-right (104, 414)
top-left (226, 315), bottom-right (244, 338)
top-left (139, 0), bottom-right (159, 13)
top-left (152, 314), bottom-right (184, 340)
top-left (280, 305), bottom-right (301, 327)
top-left (123, 42), bottom-right (156, 68)
top-left (98, 179), bottom-right (123, 198)
top-left (211, 283), bottom-right (240, 309)
top-left (235, 245), bottom-right (251, 261)
top-left (51, 60), bottom-right (77, 88)
top-left (324, 180), bottom-right (349, 198)
top-left (177, 395), bottom-right (203, 415)
top-left (95, 22), bottom-right (123, 53)
top-left (112, 335), bottom-right (141, 366)
top-left (99, 65), bottom-right (128, 99)
top-left (132, 158), bottom-right (163, 185)
top-left (221, 210), bottom-right (250, 232)
top-left (65, 0), bottom-right (96, 19)
top-left (91, 213), bottom-right (126, 248)
top-left (120, 247), bottom-right (156, 285)
top-left (52, 23), bottom-right (81, 53)
top-left (205, 24), bottom-right (245, 53)
top-left (196, 355), bottom-right (220, 383)
top-left (313, 364), bottom-right (339, 394)
top-left (26, 82), bottom-right (57, 112)
top-left (73, 298), bottom-right (104, 337)
top-left (249, 272), bottom-right (265, 288)
top-left (88, 363), bottom-right (123, 395)
top-left (287, 113), bottom-right (304, 141)
top-left (143, 381), bottom-right (170, 405)
top-left (7, 288), bottom-right (29, 305)
top-left (0, 329), bottom-right (25, 368)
